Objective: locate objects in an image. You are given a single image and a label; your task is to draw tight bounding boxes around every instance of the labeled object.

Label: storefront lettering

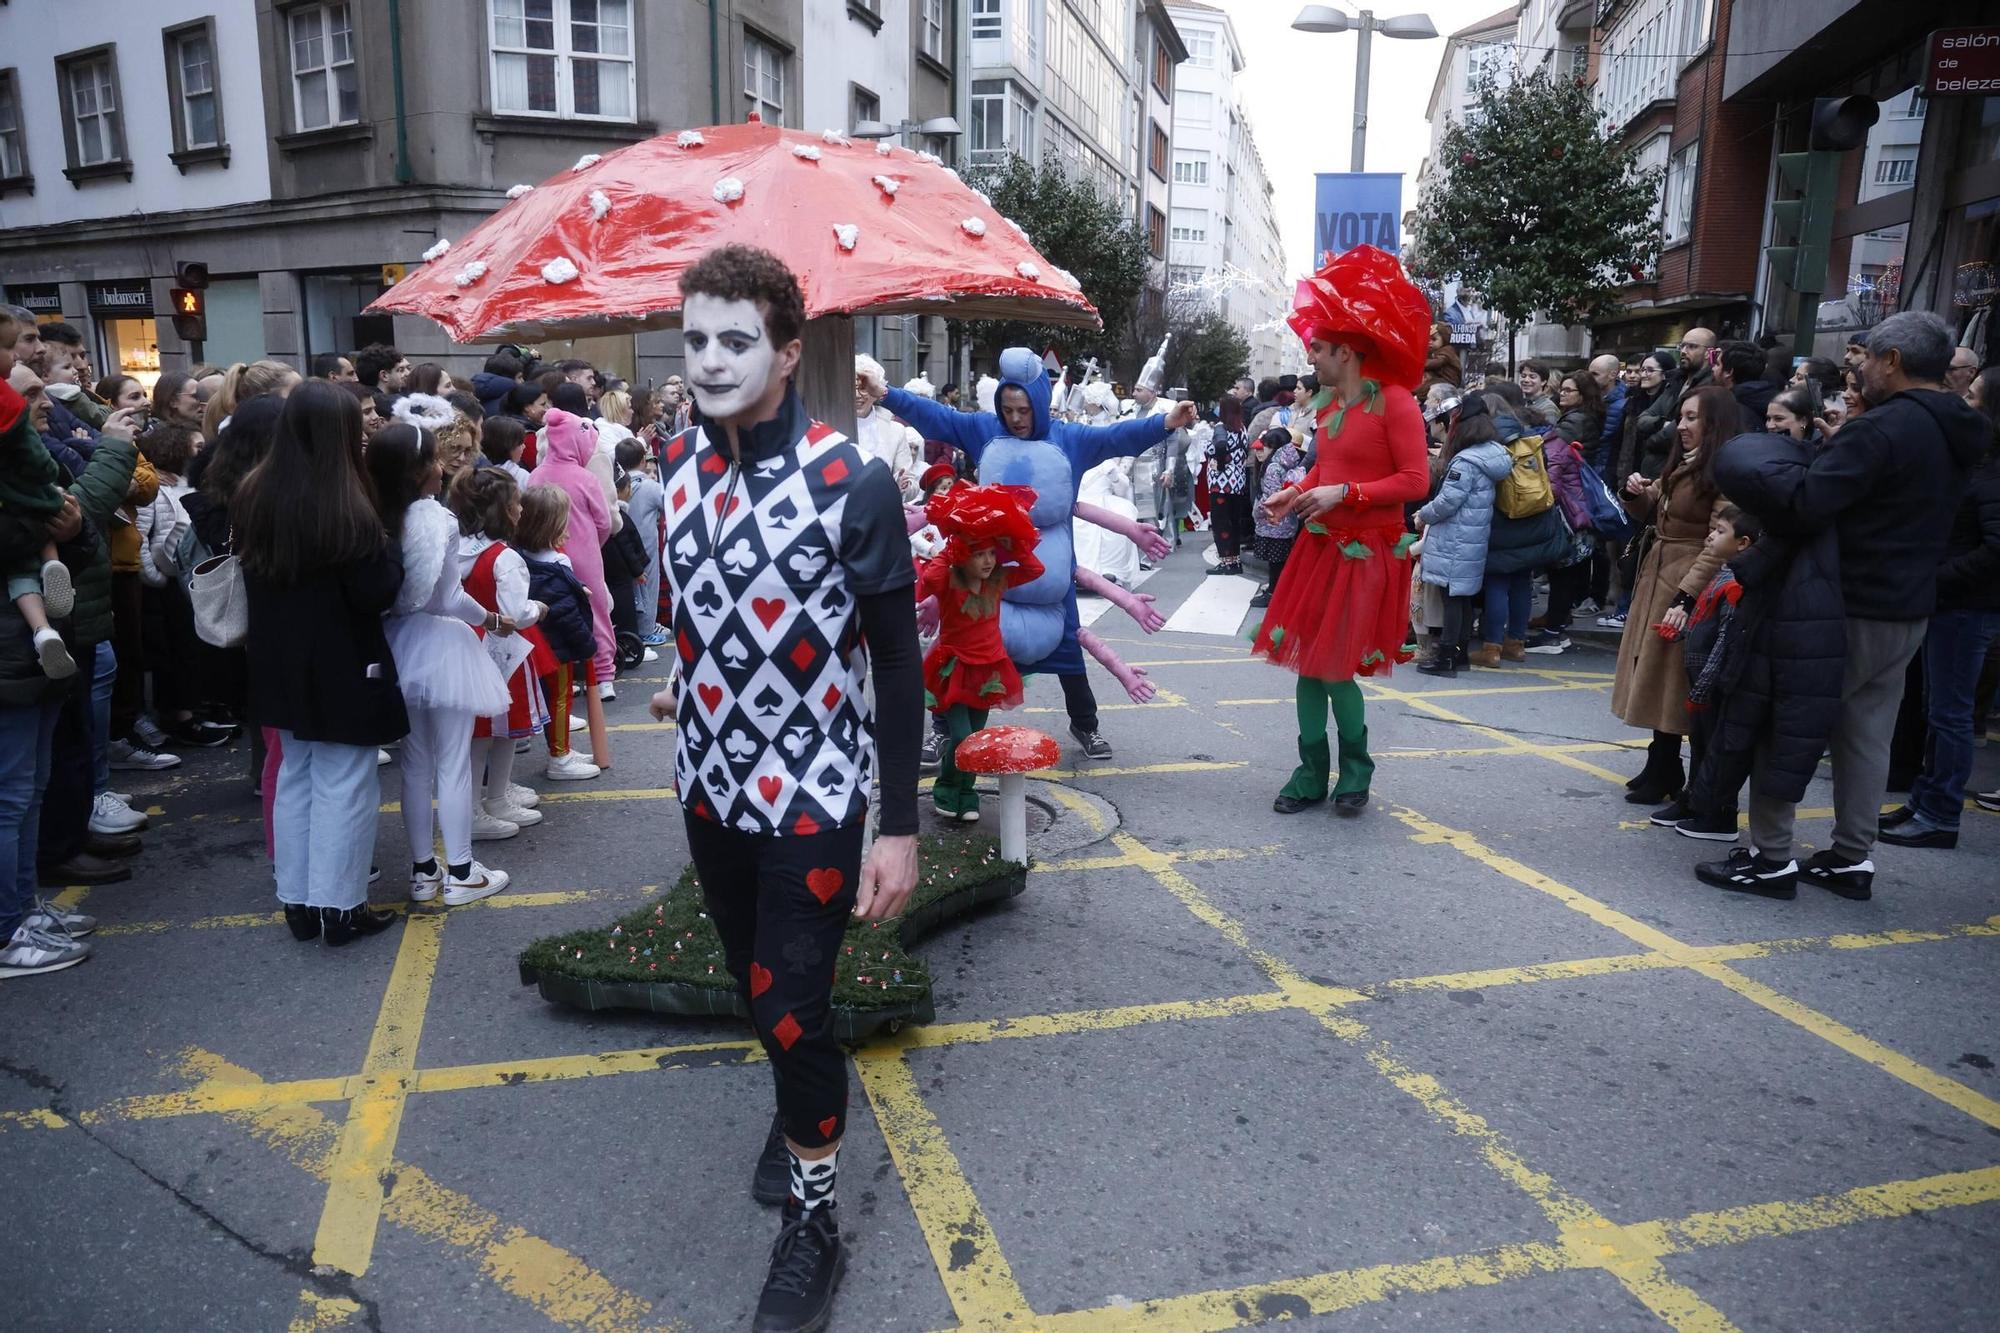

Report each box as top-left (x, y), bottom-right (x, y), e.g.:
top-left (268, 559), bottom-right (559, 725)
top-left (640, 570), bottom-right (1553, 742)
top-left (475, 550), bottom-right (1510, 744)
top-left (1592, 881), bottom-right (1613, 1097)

top-left (1926, 26), bottom-right (2000, 96)
top-left (87, 281), bottom-right (154, 313)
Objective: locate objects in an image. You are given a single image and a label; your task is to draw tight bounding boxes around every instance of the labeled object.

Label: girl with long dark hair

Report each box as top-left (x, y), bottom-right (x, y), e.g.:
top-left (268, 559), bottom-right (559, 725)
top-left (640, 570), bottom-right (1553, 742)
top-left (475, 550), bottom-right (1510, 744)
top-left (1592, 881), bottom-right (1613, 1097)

top-left (369, 422), bottom-right (514, 908)
top-left (236, 381), bottom-right (409, 946)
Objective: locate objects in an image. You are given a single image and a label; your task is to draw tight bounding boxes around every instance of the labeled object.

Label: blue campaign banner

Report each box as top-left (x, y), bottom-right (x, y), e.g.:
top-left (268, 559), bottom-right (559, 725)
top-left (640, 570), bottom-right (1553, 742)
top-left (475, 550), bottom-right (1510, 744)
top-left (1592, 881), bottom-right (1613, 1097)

top-left (1313, 173), bottom-right (1404, 261)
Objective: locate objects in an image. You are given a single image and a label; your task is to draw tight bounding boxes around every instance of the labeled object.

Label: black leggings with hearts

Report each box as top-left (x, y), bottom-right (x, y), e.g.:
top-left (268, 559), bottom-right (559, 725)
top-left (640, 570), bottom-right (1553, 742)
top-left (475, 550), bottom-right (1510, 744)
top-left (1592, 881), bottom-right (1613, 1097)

top-left (684, 811), bottom-right (866, 1150)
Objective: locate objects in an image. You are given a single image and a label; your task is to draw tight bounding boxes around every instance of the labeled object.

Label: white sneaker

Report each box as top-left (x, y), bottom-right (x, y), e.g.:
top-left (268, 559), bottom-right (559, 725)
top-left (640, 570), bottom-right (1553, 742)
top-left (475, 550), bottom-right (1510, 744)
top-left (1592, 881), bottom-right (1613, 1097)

top-left (505, 783), bottom-right (540, 809)
top-left (24, 895), bottom-right (96, 937)
top-left (596, 682), bottom-right (616, 701)
top-left (377, 749), bottom-right (392, 766)
top-left (443, 862), bottom-right (510, 906)
top-left (131, 716), bottom-right (170, 749)
top-left (484, 799), bottom-right (542, 827)
top-left (641, 647), bottom-right (659, 663)
top-left (34, 628), bottom-right (77, 680)
top-left (471, 810), bottom-right (520, 841)
top-left (89, 791), bottom-right (147, 834)
top-left (545, 752), bottom-right (600, 781)
top-left (410, 865), bottom-right (443, 903)
top-left (0, 924), bottom-right (91, 978)
top-left (108, 739), bottom-right (179, 771)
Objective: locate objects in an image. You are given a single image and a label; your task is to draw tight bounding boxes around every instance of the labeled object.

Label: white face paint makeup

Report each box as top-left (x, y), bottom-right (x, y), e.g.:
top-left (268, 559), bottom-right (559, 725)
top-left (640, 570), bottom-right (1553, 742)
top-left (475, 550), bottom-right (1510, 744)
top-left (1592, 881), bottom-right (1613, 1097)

top-left (683, 293), bottom-right (779, 423)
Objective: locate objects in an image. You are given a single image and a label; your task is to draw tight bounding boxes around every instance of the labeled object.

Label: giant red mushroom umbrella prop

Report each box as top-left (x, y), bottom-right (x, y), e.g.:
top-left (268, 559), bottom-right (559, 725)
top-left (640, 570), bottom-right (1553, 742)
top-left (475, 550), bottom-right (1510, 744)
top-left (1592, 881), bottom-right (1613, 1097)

top-left (367, 120), bottom-right (1101, 430)
top-left (953, 725), bottom-right (1061, 865)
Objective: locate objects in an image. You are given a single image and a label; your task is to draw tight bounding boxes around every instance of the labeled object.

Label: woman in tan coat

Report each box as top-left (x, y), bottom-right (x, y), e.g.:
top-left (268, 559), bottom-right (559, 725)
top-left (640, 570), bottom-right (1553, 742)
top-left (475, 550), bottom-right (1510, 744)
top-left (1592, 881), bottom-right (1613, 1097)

top-left (1611, 385), bottom-right (1740, 804)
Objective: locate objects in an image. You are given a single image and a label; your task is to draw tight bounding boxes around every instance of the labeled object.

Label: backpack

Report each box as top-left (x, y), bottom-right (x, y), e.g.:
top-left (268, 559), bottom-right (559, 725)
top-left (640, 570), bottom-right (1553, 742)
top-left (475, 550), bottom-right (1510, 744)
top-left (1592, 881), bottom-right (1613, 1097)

top-left (1495, 432), bottom-right (1555, 519)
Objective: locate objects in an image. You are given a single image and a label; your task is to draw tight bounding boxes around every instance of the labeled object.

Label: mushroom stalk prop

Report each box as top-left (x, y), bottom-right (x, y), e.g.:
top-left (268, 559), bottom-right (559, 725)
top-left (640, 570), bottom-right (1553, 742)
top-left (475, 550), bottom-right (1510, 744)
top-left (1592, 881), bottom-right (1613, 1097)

top-left (952, 726), bottom-right (1061, 865)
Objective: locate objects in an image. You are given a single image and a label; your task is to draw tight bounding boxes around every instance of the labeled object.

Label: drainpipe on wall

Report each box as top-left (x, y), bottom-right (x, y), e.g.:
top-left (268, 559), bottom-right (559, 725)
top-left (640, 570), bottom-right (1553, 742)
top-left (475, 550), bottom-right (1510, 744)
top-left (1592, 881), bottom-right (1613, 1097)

top-left (708, 2), bottom-right (723, 126)
top-left (388, 0), bottom-right (414, 184)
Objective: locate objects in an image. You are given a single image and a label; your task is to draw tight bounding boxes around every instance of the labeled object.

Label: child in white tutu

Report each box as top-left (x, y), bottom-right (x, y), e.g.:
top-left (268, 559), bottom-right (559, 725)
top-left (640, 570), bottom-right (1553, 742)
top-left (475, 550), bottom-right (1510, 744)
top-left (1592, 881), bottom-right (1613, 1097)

top-left (368, 415), bottom-right (514, 906)
top-left (448, 467), bottom-right (549, 833)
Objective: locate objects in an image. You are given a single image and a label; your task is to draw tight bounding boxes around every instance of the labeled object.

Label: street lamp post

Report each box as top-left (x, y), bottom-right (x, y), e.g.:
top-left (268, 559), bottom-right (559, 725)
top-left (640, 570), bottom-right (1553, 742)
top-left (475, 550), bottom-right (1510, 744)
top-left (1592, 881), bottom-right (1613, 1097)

top-left (1291, 6), bottom-right (1439, 173)
top-left (851, 115), bottom-right (965, 150)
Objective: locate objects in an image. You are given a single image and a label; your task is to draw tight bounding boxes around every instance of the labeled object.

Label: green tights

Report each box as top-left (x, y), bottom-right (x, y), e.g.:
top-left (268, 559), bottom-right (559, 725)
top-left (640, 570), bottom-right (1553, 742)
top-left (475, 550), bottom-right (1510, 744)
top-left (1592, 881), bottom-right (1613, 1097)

top-left (933, 705), bottom-right (989, 813)
top-left (1279, 678), bottom-right (1372, 801)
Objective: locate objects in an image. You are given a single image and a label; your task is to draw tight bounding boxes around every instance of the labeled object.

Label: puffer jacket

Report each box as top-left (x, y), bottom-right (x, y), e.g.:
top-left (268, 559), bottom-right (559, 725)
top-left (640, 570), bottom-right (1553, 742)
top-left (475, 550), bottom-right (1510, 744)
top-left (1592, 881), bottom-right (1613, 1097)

top-left (1482, 414), bottom-right (1573, 575)
top-left (1624, 377), bottom-right (1682, 480)
top-left (470, 371), bottom-right (518, 418)
top-left (1415, 440), bottom-right (1510, 595)
top-left (47, 431), bottom-right (138, 646)
top-left (1684, 436), bottom-right (1846, 808)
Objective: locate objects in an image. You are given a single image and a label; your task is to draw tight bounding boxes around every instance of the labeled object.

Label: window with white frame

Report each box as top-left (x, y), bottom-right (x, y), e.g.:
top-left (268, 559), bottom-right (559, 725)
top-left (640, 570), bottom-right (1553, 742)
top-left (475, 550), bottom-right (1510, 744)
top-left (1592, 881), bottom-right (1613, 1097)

top-left (1874, 154), bottom-right (1914, 186)
top-left (921, 0), bottom-right (947, 63)
top-left (1662, 142), bottom-right (1697, 244)
top-left (168, 23), bottom-right (222, 151)
top-left (743, 30), bottom-right (785, 124)
top-left (1184, 28), bottom-right (1215, 68)
top-left (1172, 151), bottom-right (1208, 186)
top-left (0, 70), bottom-right (26, 180)
top-left (852, 85), bottom-right (879, 131)
top-left (1170, 207), bottom-right (1206, 244)
top-left (970, 0), bottom-right (1001, 42)
top-left (289, 3), bottom-right (358, 131)
top-left (489, 0), bottom-right (634, 120)
top-left (1177, 89), bottom-right (1211, 126)
top-left (61, 50), bottom-right (123, 167)
top-left (969, 78), bottom-right (1034, 163)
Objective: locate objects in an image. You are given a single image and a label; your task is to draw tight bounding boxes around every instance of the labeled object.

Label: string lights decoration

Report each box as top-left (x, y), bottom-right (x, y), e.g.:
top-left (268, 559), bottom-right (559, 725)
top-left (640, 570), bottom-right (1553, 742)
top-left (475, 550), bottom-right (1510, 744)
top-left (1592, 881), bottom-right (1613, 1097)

top-left (518, 834), bottom-right (1027, 1040)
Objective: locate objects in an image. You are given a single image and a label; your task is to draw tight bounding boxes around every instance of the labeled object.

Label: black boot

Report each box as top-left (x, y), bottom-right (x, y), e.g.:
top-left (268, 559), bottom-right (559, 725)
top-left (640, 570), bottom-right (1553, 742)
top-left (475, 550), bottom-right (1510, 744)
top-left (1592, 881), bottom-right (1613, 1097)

top-left (318, 904), bottom-right (399, 947)
top-left (1625, 735), bottom-right (1684, 804)
top-left (754, 1202), bottom-right (844, 1333)
top-left (283, 904), bottom-right (320, 942)
top-left (752, 1114), bottom-right (789, 1206)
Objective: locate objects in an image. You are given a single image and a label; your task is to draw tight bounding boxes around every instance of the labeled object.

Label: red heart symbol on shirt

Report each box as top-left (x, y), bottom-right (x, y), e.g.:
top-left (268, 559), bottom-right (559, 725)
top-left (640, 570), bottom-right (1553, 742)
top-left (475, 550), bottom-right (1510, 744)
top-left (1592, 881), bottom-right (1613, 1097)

top-left (818, 1116), bottom-right (838, 1139)
top-left (758, 775), bottom-right (784, 805)
top-left (713, 492), bottom-right (740, 517)
top-left (752, 597), bottom-right (786, 630)
top-left (805, 868), bottom-right (844, 904)
top-left (749, 962), bottom-right (773, 998)
top-left (697, 683), bottom-right (723, 713)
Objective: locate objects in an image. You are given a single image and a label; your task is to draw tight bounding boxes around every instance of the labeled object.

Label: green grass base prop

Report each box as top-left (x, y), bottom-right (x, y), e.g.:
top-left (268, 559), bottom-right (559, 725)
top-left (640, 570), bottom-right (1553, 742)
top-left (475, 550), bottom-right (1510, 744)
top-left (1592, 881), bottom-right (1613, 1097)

top-left (518, 833), bottom-right (1027, 1042)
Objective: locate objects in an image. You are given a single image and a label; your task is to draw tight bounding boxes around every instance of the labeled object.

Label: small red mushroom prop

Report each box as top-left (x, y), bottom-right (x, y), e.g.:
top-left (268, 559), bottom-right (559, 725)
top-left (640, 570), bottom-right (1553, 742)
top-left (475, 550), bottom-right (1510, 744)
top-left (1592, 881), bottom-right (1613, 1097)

top-left (953, 725), bottom-right (1060, 864)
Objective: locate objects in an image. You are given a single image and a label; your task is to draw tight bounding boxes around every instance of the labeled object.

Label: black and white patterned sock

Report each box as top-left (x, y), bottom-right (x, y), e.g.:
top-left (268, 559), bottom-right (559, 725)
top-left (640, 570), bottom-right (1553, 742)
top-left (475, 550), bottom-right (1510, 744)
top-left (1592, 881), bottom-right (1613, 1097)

top-left (789, 1144), bottom-right (838, 1214)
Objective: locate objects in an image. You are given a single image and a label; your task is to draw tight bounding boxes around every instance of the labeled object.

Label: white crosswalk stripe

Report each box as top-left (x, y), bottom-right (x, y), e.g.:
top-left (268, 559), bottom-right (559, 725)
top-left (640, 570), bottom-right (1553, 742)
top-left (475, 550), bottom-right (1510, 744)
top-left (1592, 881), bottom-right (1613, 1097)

top-left (1160, 571), bottom-right (1259, 638)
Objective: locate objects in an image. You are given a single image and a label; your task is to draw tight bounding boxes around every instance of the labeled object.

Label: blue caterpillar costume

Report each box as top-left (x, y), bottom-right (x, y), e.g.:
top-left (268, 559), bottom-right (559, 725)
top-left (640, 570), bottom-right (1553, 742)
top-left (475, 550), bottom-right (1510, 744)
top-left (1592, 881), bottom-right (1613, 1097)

top-left (883, 348), bottom-right (1171, 676)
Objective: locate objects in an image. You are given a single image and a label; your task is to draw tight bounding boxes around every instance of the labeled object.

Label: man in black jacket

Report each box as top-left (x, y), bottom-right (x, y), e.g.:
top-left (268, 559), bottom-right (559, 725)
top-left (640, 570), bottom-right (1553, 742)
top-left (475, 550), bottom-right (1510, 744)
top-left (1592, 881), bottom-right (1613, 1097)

top-left (1716, 339), bottom-right (1779, 432)
top-left (1708, 311), bottom-right (1987, 900)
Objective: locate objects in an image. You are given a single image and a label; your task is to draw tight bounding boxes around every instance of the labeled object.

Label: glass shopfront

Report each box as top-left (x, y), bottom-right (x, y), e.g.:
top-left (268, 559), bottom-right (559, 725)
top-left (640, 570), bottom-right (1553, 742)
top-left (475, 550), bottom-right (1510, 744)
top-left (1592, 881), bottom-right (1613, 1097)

top-left (87, 281), bottom-right (161, 389)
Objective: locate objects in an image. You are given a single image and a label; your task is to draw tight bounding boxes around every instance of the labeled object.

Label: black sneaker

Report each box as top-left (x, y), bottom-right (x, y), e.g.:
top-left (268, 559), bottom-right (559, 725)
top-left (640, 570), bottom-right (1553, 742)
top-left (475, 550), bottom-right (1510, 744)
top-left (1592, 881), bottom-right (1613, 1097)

top-left (1801, 850), bottom-right (1874, 900)
top-left (1649, 796), bottom-right (1691, 828)
top-left (919, 731), bottom-right (941, 773)
top-left (752, 1114), bottom-right (789, 1206)
top-left (754, 1203), bottom-right (844, 1333)
top-left (1249, 586), bottom-right (1273, 609)
top-left (1696, 850), bottom-right (1798, 898)
top-left (1674, 811), bottom-right (1740, 841)
top-left (1069, 724), bottom-right (1112, 760)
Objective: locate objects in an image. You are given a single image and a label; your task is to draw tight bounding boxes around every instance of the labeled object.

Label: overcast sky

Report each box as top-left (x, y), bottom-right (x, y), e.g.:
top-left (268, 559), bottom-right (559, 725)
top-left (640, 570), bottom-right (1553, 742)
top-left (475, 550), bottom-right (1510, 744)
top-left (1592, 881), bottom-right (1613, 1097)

top-left (1225, 0), bottom-right (1512, 282)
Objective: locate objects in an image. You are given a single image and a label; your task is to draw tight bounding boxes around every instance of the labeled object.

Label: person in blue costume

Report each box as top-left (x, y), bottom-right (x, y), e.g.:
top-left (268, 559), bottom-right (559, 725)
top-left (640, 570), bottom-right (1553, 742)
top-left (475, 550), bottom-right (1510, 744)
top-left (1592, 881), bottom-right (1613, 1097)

top-left (868, 348), bottom-right (1196, 758)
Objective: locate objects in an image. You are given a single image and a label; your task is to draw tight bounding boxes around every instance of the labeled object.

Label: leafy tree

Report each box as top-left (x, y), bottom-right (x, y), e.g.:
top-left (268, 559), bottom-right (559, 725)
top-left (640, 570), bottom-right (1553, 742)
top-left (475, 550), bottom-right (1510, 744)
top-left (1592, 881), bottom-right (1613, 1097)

top-left (1164, 308), bottom-right (1250, 406)
top-left (959, 153), bottom-right (1154, 361)
top-left (1409, 72), bottom-right (1662, 331)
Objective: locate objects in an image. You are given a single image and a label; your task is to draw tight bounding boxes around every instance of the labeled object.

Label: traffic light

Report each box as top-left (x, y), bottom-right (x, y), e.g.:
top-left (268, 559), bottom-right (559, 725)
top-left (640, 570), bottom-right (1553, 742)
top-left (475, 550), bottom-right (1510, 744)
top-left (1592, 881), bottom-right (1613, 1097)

top-left (1766, 97), bottom-right (1878, 357)
top-left (174, 260), bottom-right (210, 290)
top-left (169, 286), bottom-right (207, 342)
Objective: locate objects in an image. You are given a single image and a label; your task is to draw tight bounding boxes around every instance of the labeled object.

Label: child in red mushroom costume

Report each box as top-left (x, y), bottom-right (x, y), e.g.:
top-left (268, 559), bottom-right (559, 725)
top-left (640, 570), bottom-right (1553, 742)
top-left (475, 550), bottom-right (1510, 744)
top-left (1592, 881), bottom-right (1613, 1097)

top-left (920, 484), bottom-right (1045, 823)
top-left (1252, 245), bottom-right (1432, 816)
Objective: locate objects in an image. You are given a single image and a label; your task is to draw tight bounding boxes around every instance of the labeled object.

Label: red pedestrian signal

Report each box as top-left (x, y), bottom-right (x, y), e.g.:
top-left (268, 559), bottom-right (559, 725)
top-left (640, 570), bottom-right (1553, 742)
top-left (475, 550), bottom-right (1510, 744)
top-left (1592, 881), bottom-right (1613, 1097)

top-left (169, 287), bottom-right (207, 342)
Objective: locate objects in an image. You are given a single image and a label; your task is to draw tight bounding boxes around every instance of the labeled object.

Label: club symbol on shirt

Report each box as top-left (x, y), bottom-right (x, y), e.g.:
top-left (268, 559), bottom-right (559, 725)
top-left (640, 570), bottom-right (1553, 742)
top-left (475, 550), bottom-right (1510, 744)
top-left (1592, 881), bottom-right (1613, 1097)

top-left (720, 537), bottom-right (758, 573)
top-left (788, 548), bottom-right (829, 581)
top-left (719, 635), bottom-right (750, 669)
top-left (782, 932), bottom-right (823, 976)
top-left (780, 725), bottom-right (816, 759)
top-left (723, 729), bottom-right (758, 761)
top-left (751, 684), bottom-right (786, 717)
top-left (706, 762), bottom-right (729, 790)
top-left (690, 581), bottom-right (724, 615)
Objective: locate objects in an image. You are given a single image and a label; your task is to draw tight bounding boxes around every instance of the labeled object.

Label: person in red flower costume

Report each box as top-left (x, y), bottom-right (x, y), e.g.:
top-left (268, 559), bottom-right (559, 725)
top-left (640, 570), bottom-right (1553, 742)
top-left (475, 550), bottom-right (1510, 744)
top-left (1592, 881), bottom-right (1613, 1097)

top-left (1252, 245), bottom-right (1432, 816)
top-left (919, 484), bottom-right (1044, 822)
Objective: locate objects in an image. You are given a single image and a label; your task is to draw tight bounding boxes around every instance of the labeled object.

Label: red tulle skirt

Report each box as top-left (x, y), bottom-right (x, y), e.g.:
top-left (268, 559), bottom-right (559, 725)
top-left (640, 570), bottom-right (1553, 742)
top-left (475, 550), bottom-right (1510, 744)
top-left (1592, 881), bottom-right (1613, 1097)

top-left (1250, 523), bottom-right (1414, 681)
top-left (924, 647), bottom-right (1024, 714)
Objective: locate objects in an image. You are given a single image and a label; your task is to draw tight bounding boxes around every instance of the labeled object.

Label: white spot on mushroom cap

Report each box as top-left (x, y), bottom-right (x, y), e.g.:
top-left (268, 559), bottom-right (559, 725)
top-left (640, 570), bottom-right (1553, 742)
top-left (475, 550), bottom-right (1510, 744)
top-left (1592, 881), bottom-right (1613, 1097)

top-left (874, 142), bottom-right (892, 157)
top-left (1054, 266), bottom-right (1080, 289)
top-left (453, 261), bottom-right (488, 289)
top-left (872, 174), bottom-right (899, 197)
top-left (713, 177), bottom-right (745, 204)
top-left (916, 151), bottom-right (942, 166)
top-left (676, 130), bottom-right (706, 148)
top-left (572, 153), bottom-right (601, 172)
top-left (791, 144), bottom-right (822, 161)
top-left (821, 129), bottom-right (850, 146)
top-left (832, 224), bottom-right (859, 252)
top-left (421, 238), bottom-right (450, 262)
top-left (541, 256), bottom-right (580, 285)
top-left (1016, 261), bottom-right (1041, 280)
top-left (588, 189), bottom-right (611, 221)
top-left (506, 183), bottom-right (535, 199)
top-left (960, 217), bottom-right (987, 238)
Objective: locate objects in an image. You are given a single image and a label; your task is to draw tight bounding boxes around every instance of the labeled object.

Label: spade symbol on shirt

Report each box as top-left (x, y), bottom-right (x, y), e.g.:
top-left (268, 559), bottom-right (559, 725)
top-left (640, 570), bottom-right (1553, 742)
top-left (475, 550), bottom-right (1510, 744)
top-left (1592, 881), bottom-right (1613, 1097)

top-left (815, 764), bottom-right (843, 792)
top-left (819, 585), bottom-right (848, 616)
top-left (767, 496), bottom-right (799, 528)
top-left (751, 684), bottom-right (786, 717)
top-left (690, 581), bottom-right (723, 615)
top-left (673, 531), bottom-right (699, 565)
top-left (720, 635), bottom-right (750, 668)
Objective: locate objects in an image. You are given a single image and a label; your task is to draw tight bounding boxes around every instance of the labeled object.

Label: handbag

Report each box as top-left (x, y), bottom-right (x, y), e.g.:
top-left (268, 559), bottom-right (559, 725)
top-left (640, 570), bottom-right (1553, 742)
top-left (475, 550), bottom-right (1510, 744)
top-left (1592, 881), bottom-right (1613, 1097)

top-left (189, 527), bottom-right (247, 648)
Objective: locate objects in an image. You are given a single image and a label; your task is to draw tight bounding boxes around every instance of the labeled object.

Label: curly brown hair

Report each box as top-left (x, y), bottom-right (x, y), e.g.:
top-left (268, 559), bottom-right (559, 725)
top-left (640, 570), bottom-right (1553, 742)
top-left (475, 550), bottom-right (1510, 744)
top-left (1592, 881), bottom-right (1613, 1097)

top-left (679, 244), bottom-right (805, 346)
top-left (449, 463), bottom-right (520, 539)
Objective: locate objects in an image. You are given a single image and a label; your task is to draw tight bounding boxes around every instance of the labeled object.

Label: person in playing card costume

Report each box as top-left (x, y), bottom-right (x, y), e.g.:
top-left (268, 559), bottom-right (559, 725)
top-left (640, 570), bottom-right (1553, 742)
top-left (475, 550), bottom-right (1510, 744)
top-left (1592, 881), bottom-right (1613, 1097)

top-left (1252, 245), bottom-right (1432, 817)
top-left (919, 484), bottom-right (1044, 823)
top-left (646, 246), bottom-right (921, 1333)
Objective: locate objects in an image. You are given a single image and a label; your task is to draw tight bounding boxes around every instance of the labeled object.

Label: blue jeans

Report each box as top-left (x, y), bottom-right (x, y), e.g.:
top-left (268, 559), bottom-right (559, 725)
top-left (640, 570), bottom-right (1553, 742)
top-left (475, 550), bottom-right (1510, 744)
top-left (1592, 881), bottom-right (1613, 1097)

top-left (91, 640), bottom-right (116, 795)
top-left (1482, 569), bottom-right (1532, 645)
top-left (1908, 609), bottom-right (2000, 831)
top-left (0, 698), bottom-right (63, 937)
top-left (271, 733), bottom-right (381, 909)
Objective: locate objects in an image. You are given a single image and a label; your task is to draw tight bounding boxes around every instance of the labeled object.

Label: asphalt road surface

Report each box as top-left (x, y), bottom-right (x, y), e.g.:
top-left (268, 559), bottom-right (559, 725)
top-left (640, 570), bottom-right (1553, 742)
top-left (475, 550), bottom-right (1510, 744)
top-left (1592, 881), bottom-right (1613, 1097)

top-left (4, 539), bottom-right (1997, 1332)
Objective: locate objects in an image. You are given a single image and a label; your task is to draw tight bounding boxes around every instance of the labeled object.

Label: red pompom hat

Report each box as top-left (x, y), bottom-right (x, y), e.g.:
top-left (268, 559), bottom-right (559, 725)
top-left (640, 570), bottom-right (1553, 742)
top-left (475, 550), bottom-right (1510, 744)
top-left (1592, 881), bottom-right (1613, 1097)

top-left (1286, 245), bottom-right (1431, 394)
top-left (926, 483), bottom-right (1041, 567)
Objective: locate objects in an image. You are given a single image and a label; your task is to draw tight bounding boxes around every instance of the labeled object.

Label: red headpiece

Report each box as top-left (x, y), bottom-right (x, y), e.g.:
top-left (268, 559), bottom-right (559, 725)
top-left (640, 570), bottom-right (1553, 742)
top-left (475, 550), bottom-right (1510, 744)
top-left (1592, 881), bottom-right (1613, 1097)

top-left (1286, 245), bottom-right (1431, 394)
top-left (926, 483), bottom-right (1040, 568)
